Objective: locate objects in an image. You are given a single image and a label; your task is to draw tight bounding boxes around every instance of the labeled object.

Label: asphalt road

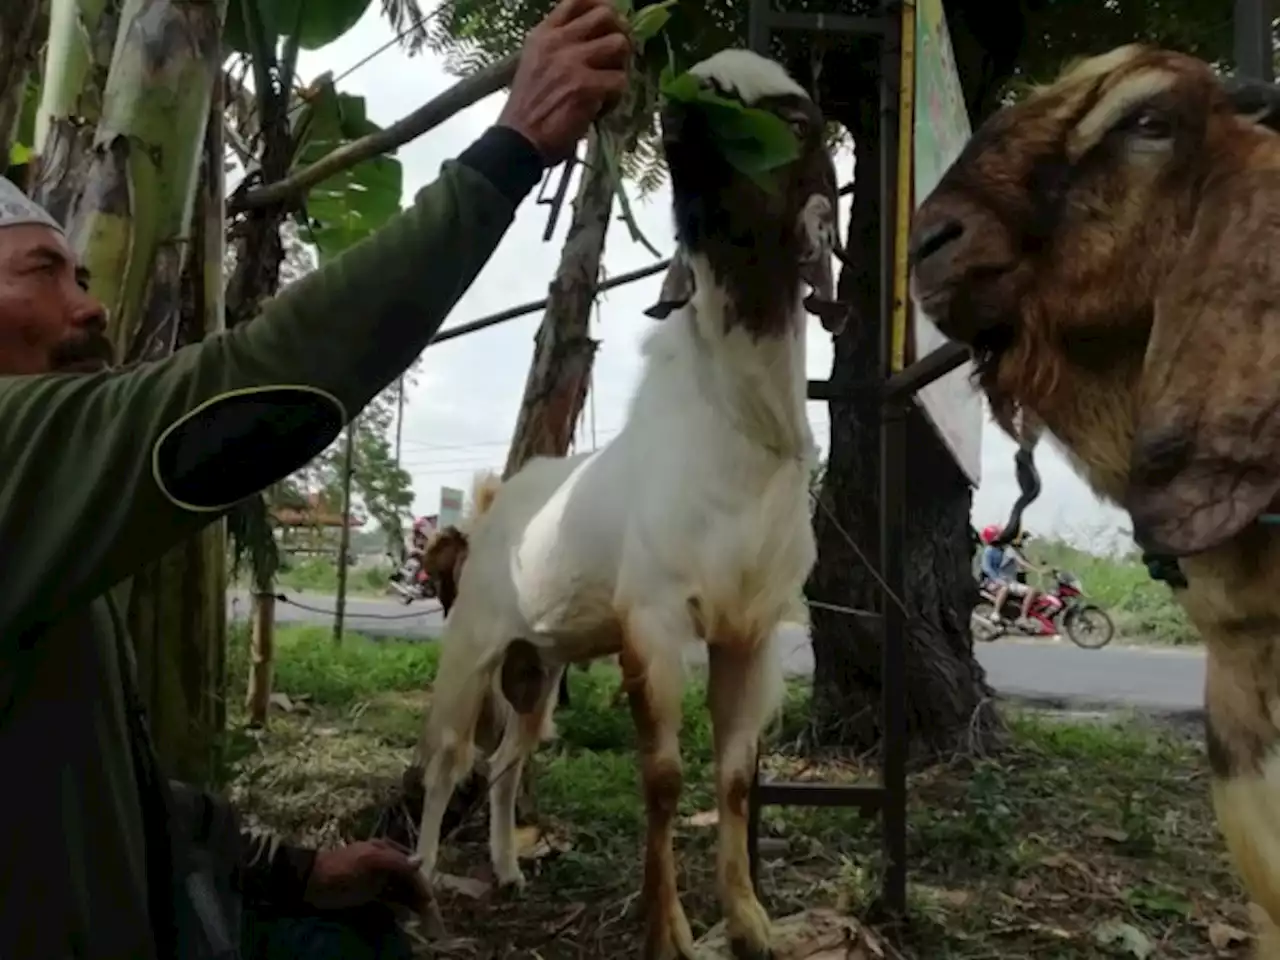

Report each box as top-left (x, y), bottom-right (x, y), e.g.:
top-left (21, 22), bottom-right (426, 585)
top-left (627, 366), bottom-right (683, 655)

top-left (228, 591), bottom-right (1206, 715)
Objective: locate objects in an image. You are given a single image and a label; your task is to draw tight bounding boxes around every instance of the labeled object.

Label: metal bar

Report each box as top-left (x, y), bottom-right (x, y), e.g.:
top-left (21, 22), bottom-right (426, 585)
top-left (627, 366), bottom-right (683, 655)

top-left (755, 782), bottom-right (885, 811)
top-left (760, 11), bottom-right (887, 37)
top-left (806, 378), bottom-right (881, 401)
top-left (748, 0), bottom-right (771, 52)
top-left (877, 0), bottom-right (909, 916)
top-left (1235, 0), bottom-right (1274, 83)
top-left (882, 340), bottom-right (969, 401)
top-left (428, 259), bottom-right (670, 346)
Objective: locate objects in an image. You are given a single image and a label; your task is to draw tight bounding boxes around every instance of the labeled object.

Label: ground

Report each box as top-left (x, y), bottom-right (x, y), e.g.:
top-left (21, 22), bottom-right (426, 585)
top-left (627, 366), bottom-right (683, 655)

top-left (226, 626), bottom-right (1246, 959)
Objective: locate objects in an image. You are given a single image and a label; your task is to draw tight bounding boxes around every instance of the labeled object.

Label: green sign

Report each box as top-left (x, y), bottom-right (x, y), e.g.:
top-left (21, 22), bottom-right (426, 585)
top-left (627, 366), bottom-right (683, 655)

top-left (912, 0), bottom-right (983, 484)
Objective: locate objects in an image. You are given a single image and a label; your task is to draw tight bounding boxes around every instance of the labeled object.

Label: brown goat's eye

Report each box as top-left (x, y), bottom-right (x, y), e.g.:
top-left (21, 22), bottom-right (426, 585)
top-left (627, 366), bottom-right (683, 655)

top-left (1128, 109), bottom-right (1173, 140)
top-left (787, 116), bottom-right (810, 137)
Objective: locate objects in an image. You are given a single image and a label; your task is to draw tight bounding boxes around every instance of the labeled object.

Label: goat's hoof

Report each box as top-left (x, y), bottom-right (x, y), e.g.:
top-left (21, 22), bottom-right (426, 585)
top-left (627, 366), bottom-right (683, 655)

top-left (729, 938), bottom-right (772, 960)
top-left (643, 908), bottom-right (697, 960)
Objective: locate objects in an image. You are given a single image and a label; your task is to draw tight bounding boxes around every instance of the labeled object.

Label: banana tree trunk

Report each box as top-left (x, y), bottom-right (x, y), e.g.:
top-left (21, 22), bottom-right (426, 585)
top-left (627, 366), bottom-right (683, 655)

top-left (63, 0), bottom-right (228, 783)
top-left (31, 0), bottom-right (121, 223)
top-left (503, 128), bottom-right (614, 477)
top-left (0, 0), bottom-right (48, 170)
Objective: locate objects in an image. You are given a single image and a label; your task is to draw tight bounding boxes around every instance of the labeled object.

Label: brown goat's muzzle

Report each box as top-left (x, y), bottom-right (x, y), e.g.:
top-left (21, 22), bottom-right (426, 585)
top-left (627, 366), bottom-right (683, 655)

top-left (908, 193), bottom-right (1017, 344)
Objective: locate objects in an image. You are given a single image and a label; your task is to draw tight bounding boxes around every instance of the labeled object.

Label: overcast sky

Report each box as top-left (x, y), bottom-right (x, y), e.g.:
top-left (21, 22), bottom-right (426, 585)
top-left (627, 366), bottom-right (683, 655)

top-left (296, 7), bottom-right (1133, 555)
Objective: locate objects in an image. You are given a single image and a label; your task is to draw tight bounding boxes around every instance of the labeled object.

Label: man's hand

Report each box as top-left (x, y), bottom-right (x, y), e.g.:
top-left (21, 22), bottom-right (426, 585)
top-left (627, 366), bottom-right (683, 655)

top-left (303, 839), bottom-right (431, 913)
top-left (498, 0), bottom-right (632, 163)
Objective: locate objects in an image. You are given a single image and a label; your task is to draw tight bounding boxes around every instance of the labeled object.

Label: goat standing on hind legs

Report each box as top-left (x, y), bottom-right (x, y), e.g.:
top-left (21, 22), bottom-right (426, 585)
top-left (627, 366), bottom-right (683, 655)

top-left (909, 45), bottom-right (1280, 956)
top-left (414, 49), bottom-right (849, 960)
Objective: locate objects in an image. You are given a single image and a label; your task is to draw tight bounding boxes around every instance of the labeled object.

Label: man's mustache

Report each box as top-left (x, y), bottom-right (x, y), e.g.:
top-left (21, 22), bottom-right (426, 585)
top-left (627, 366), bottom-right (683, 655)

top-left (50, 334), bottom-right (115, 371)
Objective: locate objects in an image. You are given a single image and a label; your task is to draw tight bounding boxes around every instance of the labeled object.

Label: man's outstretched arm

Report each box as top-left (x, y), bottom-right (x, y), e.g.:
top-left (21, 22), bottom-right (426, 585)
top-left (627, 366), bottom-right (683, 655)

top-left (0, 129), bottom-right (540, 637)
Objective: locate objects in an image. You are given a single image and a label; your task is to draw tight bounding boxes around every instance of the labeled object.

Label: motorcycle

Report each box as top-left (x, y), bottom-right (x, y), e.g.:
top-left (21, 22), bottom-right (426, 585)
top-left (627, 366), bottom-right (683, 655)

top-left (972, 568), bottom-right (1114, 649)
top-left (388, 559), bottom-right (438, 604)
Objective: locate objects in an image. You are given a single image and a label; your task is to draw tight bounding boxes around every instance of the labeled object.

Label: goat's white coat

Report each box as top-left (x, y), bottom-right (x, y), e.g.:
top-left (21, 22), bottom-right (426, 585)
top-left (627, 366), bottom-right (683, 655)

top-left (415, 48), bottom-right (825, 958)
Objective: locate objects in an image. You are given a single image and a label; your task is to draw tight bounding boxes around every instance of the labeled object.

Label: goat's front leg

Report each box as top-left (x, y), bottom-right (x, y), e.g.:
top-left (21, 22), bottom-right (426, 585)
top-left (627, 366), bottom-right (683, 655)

top-left (621, 610), bottom-right (695, 960)
top-left (707, 636), bottom-right (785, 960)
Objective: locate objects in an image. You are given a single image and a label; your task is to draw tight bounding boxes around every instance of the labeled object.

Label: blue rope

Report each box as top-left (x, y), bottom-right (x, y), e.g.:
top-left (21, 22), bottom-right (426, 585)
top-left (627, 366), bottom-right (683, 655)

top-left (1261, 514), bottom-right (1280, 525)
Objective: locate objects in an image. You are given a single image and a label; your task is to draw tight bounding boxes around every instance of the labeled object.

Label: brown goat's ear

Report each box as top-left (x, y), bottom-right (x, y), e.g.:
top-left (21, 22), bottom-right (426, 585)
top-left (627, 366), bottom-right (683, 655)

top-left (1224, 77), bottom-right (1280, 132)
top-left (423, 526), bottom-right (469, 616)
top-left (644, 252), bottom-right (695, 319)
top-left (1126, 153), bottom-right (1280, 556)
top-left (797, 192), bottom-right (850, 334)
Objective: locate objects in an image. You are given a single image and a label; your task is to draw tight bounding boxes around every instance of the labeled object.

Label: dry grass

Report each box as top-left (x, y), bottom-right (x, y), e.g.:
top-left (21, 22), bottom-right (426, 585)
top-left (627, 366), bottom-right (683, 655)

top-left (225, 626), bottom-right (1248, 959)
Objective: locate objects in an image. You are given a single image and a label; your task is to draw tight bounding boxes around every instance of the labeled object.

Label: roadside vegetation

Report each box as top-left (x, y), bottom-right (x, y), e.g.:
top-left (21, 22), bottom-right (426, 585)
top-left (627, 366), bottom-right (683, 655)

top-left (224, 625), bottom-right (1238, 958)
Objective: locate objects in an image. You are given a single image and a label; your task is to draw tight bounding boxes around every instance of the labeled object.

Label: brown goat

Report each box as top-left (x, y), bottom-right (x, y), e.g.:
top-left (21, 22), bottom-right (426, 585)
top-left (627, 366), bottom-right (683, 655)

top-left (909, 45), bottom-right (1280, 953)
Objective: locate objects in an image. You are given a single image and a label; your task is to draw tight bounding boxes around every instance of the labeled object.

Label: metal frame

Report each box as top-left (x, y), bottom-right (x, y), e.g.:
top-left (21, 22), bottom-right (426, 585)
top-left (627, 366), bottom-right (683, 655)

top-left (744, 0), bottom-right (971, 916)
top-left (1235, 0), bottom-right (1274, 82)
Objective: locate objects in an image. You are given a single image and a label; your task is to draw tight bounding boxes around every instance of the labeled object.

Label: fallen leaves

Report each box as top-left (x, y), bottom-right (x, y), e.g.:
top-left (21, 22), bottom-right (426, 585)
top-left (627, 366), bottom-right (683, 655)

top-left (1093, 919), bottom-right (1154, 958)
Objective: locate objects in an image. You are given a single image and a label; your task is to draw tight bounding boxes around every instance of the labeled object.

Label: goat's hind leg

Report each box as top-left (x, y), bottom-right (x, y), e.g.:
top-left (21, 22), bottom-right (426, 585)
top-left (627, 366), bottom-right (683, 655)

top-left (622, 609), bottom-right (696, 960)
top-left (707, 635), bottom-right (785, 960)
top-left (487, 641), bottom-right (564, 888)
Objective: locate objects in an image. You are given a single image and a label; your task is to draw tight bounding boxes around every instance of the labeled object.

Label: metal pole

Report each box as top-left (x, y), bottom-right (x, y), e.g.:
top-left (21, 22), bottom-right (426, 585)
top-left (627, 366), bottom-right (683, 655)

top-left (878, 0), bottom-right (908, 916)
top-left (394, 376), bottom-right (405, 465)
top-left (1235, 0), bottom-right (1273, 82)
top-left (333, 417), bottom-right (358, 644)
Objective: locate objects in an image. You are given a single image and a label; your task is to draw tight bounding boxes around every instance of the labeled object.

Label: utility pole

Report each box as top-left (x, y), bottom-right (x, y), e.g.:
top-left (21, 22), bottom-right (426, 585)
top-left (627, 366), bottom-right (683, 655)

top-left (394, 375), bottom-right (405, 465)
top-left (333, 417), bottom-right (358, 643)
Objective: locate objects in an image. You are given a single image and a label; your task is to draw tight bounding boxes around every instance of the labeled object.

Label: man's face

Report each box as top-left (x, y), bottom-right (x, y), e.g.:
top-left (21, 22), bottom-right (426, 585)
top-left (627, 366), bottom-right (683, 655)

top-left (0, 224), bottom-right (111, 375)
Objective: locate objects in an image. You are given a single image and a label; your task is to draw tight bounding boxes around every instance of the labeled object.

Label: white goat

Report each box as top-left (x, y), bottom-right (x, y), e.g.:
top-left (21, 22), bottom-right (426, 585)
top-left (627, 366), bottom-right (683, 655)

top-left (415, 49), bottom-right (847, 960)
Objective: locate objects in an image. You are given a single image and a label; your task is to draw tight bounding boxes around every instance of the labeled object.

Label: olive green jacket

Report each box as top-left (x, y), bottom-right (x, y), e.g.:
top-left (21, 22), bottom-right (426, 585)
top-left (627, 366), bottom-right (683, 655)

top-left (0, 126), bottom-right (542, 959)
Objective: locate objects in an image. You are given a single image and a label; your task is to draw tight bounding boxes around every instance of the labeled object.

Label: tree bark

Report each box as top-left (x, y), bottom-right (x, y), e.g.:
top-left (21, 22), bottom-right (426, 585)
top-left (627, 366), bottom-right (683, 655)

top-left (806, 101), bottom-right (1001, 757)
top-left (0, 0), bottom-right (47, 170)
top-left (503, 128), bottom-right (614, 477)
top-left (60, 0), bottom-right (229, 783)
top-left (30, 0), bottom-right (122, 223)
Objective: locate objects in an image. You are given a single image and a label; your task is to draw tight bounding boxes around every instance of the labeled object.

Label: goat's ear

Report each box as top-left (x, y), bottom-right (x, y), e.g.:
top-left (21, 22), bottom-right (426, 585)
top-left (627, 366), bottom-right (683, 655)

top-left (797, 193), bottom-right (850, 334)
top-left (644, 253), bottom-right (695, 319)
top-left (1126, 152), bottom-right (1280, 556)
top-left (1224, 77), bottom-right (1280, 132)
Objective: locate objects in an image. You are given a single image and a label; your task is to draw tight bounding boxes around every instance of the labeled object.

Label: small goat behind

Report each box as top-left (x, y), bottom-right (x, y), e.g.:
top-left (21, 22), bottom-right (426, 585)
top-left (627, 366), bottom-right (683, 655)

top-left (415, 49), bottom-right (845, 960)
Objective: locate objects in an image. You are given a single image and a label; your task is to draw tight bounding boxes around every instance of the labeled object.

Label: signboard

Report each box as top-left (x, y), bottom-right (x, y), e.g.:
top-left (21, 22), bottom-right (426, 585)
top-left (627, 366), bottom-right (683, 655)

top-left (912, 0), bottom-right (983, 484)
top-left (439, 487), bottom-right (464, 528)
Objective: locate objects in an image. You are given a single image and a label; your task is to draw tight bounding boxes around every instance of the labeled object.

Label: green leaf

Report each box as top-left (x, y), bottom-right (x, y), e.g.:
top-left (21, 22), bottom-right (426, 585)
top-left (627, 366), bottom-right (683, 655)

top-left (290, 83), bottom-right (404, 260)
top-left (224, 0), bottom-right (375, 53)
top-left (8, 143), bottom-right (32, 167)
top-left (658, 68), bottom-right (800, 180)
top-left (630, 0), bottom-right (677, 46)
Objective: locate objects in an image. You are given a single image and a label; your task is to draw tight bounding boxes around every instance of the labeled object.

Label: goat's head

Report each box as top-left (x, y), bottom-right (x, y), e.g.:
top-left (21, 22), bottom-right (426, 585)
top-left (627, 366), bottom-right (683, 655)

top-left (422, 526), bottom-right (469, 617)
top-left (910, 45), bottom-right (1280, 556)
top-left (648, 49), bottom-right (848, 336)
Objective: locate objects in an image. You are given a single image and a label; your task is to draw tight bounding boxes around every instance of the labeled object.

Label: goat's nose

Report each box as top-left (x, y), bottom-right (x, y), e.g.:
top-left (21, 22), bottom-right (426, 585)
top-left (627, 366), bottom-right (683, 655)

top-left (908, 217), bottom-right (965, 269)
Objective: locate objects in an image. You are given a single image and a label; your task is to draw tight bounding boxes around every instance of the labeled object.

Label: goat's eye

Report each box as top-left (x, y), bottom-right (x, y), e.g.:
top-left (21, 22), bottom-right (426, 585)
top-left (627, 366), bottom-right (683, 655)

top-left (787, 116), bottom-right (809, 137)
top-left (1128, 109), bottom-right (1173, 140)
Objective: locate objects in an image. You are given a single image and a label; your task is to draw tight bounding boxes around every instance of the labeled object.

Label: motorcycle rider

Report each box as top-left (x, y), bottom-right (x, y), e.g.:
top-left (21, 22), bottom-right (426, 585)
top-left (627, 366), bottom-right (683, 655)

top-left (979, 525), bottom-right (1043, 629)
top-left (395, 517), bottom-right (433, 584)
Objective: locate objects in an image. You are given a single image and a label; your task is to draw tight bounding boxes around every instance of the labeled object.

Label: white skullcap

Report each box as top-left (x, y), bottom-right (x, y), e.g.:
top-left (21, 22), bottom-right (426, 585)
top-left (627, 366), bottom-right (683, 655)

top-left (0, 177), bottom-right (63, 233)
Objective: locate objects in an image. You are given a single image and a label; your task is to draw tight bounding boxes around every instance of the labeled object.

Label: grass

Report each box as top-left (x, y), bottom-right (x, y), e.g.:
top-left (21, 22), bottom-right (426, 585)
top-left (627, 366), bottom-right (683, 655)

top-left (225, 626), bottom-right (1245, 958)
top-left (1022, 539), bottom-right (1199, 646)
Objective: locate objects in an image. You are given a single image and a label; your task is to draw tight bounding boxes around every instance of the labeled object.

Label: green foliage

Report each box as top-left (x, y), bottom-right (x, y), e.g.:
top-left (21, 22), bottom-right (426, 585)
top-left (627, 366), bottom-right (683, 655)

top-left (224, 0), bottom-right (376, 54)
top-left (290, 80), bottom-right (405, 260)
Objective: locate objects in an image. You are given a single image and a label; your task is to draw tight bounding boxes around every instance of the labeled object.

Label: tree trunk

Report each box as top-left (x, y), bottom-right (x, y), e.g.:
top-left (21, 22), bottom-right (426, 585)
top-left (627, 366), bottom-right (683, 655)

top-left (60, 0), bottom-right (229, 783)
top-left (31, 0), bottom-right (122, 223)
top-left (806, 102), bottom-right (1002, 757)
top-left (0, 0), bottom-right (47, 169)
top-left (503, 128), bottom-right (613, 477)
top-left (246, 592), bottom-right (275, 727)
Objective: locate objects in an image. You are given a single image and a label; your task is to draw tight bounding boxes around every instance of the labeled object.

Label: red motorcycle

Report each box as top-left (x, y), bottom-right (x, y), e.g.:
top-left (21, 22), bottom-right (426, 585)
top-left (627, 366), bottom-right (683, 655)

top-left (388, 561), bottom-right (438, 604)
top-left (972, 568), bottom-right (1114, 649)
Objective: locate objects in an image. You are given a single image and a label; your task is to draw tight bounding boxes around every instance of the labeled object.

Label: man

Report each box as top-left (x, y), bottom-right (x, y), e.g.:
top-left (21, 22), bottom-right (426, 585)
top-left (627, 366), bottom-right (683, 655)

top-left (978, 525), bottom-right (1043, 628)
top-left (0, 0), bottom-right (630, 956)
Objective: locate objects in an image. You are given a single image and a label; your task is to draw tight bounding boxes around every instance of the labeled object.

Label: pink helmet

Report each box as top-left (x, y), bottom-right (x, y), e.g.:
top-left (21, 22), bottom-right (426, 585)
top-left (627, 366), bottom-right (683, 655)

top-left (980, 524), bottom-right (1002, 545)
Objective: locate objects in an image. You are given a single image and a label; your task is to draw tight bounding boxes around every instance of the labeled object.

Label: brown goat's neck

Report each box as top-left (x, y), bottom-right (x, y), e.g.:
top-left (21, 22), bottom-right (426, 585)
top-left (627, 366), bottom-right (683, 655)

top-left (1017, 351), bottom-right (1144, 506)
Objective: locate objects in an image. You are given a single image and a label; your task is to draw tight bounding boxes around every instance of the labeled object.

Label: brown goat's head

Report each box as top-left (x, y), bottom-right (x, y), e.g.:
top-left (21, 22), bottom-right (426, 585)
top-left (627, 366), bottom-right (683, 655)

top-left (422, 526), bottom-right (469, 617)
top-left (910, 45), bottom-right (1280, 556)
top-left (648, 49), bottom-right (849, 336)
